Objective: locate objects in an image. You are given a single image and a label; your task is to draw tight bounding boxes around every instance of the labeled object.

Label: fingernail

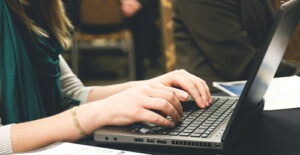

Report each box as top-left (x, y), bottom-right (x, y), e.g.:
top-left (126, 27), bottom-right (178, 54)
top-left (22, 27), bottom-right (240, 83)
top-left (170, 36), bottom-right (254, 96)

top-left (207, 101), bottom-right (210, 105)
top-left (177, 114), bottom-right (181, 121)
top-left (170, 122), bottom-right (175, 127)
top-left (201, 104), bottom-right (205, 109)
top-left (207, 101), bottom-right (210, 106)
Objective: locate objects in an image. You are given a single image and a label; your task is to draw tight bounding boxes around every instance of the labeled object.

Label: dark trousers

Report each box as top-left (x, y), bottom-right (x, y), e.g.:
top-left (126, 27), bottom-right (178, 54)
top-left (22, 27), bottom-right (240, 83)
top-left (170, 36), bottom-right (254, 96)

top-left (126, 0), bottom-right (160, 80)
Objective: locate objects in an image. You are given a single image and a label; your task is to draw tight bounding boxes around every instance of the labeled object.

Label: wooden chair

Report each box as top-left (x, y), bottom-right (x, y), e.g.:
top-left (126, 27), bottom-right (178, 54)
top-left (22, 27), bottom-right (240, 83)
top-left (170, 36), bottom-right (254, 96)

top-left (160, 0), bottom-right (176, 72)
top-left (71, 0), bottom-right (136, 80)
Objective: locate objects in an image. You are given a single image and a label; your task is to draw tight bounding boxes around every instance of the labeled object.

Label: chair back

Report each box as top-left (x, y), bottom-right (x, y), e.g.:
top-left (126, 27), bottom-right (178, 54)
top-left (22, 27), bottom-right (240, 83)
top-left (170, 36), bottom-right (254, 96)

top-left (80, 0), bottom-right (124, 25)
top-left (160, 0), bottom-right (176, 71)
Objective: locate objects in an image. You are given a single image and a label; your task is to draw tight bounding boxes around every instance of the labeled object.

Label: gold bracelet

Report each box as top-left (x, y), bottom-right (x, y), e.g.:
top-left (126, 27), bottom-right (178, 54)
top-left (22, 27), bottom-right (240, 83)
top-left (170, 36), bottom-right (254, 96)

top-left (71, 107), bottom-right (88, 137)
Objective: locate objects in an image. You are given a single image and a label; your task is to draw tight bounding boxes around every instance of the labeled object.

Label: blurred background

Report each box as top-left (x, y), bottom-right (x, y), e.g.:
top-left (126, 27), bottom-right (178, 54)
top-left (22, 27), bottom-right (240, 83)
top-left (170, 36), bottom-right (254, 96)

top-left (63, 0), bottom-right (164, 86)
top-left (61, 0), bottom-right (300, 88)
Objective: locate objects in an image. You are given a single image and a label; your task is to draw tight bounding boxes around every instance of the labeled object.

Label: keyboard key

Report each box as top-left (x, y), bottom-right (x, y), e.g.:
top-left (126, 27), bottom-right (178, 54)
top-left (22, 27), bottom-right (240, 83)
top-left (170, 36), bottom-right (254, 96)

top-left (195, 118), bottom-right (205, 122)
top-left (184, 120), bottom-right (193, 123)
top-left (212, 98), bottom-right (218, 103)
top-left (189, 124), bottom-right (199, 127)
top-left (198, 126), bottom-right (208, 129)
top-left (173, 127), bottom-right (186, 132)
top-left (218, 98), bottom-right (228, 103)
top-left (215, 120), bottom-right (221, 124)
top-left (194, 129), bottom-right (206, 134)
top-left (168, 132), bottom-right (179, 136)
top-left (193, 110), bottom-right (204, 115)
top-left (178, 124), bottom-right (189, 127)
top-left (188, 116), bottom-right (198, 119)
top-left (210, 126), bottom-right (216, 130)
top-left (201, 133), bottom-right (209, 138)
top-left (206, 120), bottom-right (215, 124)
top-left (186, 126), bottom-right (197, 130)
top-left (191, 133), bottom-right (201, 137)
top-left (183, 129), bottom-right (194, 133)
top-left (193, 122), bottom-right (202, 126)
top-left (211, 124), bottom-right (218, 128)
top-left (207, 128), bottom-right (214, 132)
top-left (209, 116), bottom-right (219, 119)
top-left (179, 133), bottom-right (191, 136)
top-left (202, 122), bottom-right (212, 126)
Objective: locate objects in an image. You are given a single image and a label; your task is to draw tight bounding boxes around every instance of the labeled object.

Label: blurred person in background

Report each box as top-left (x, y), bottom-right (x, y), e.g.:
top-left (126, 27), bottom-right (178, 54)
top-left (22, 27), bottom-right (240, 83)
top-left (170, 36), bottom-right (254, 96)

top-left (121, 0), bottom-right (161, 80)
top-left (64, 0), bottom-right (161, 80)
top-left (173, 0), bottom-right (297, 91)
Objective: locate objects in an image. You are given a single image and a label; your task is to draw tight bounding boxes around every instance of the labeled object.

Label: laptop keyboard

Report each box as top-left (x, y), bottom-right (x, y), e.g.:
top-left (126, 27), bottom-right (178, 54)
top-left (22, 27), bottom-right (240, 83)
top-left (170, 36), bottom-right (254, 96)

top-left (131, 97), bottom-right (238, 138)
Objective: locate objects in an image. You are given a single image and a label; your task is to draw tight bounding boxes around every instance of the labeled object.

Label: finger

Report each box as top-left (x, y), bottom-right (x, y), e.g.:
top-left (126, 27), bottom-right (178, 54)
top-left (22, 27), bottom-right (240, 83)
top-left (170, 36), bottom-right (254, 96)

top-left (143, 97), bottom-right (181, 122)
top-left (195, 80), bottom-right (210, 107)
top-left (201, 79), bottom-right (213, 103)
top-left (148, 83), bottom-right (187, 107)
top-left (185, 71), bottom-right (212, 103)
top-left (150, 84), bottom-right (189, 101)
top-left (180, 70), bottom-right (211, 106)
top-left (137, 109), bottom-right (174, 127)
top-left (172, 88), bottom-right (189, 101)
top-left (145, 85), bottom-right (183, 116)
top-left (169, 70), bottom-right (207, 108)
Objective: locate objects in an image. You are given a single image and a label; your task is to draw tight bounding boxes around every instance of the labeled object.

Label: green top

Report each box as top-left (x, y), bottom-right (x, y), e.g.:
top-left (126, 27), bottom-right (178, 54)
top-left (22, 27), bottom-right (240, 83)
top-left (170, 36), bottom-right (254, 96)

top-left (0, 0), bottom-right (76, 124)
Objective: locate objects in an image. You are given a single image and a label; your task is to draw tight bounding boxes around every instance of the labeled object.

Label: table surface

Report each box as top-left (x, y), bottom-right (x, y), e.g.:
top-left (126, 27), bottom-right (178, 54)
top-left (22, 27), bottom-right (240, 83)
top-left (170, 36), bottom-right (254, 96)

top-left (77, 108), bottom-right (300, 155)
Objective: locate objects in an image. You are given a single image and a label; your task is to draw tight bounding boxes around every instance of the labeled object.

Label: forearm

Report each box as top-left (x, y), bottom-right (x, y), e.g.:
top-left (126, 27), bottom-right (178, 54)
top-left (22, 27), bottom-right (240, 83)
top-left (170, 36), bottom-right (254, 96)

top-left (87, 80), bottom-right (145, 102)
top-left (11, 102), bottom-right (104, 153)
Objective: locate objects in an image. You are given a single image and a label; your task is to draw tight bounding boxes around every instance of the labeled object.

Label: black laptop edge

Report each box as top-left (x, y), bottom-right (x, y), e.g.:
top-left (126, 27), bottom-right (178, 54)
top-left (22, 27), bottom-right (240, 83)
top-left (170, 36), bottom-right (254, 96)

top-left (221, 0), bottom-right (300, 150)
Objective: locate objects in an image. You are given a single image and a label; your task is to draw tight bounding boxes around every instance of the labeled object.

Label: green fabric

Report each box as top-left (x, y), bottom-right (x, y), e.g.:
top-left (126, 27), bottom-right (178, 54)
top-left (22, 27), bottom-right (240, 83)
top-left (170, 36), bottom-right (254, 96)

top-left (0, 0), bottom-right (74, 124)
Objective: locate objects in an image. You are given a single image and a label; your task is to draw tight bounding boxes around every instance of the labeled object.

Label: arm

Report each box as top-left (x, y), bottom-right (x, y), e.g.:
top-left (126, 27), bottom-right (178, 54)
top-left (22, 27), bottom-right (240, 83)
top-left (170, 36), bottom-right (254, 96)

top-left (4, 57), bottom-right (143, 153)
top-left (10, 80), bottom-right (185, 153)
top-left (10, 70), bottom-right (212, 153)
top-left (86, 81), bottom-right (143, 102)
top-left (8, 58), bottom-right (211, 153)
top-left (59, 55), bottom-right (144, 103)
top-left (10, 101), bottom-right (106, 153)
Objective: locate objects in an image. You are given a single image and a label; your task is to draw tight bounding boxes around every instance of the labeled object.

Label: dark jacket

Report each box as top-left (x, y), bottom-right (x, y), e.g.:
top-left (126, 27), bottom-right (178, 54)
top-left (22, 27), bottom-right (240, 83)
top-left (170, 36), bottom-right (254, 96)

top-left (173, 0), bottom-right (293, 90)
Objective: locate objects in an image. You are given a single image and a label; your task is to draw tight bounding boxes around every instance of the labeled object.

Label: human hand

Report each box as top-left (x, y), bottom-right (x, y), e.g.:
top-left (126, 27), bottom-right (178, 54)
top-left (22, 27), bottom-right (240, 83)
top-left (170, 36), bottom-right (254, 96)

top-left (95, 84), bottom-right (186, 127)
top-left (147, 69), bottom-right (212, 109)
top-left (120, 0), bottom-right (142, 17)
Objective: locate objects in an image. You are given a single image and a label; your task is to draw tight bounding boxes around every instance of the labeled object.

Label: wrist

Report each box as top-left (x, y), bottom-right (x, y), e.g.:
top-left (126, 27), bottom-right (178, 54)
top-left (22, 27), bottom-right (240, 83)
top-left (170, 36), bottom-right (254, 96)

top-left (71, 107), bottom-right (88, 137)
top-left (74, 102), bottom-right (107, 135)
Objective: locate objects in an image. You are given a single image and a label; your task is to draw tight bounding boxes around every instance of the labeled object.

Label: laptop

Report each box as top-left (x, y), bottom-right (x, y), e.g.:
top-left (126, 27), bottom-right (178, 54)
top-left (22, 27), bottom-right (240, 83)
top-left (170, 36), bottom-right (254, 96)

top-left (94, 0), bottom-right (300, 151)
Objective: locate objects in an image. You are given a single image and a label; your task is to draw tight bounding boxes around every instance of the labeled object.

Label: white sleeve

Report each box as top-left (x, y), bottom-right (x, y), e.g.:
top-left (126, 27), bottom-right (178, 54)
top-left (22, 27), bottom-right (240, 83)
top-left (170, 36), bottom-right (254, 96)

top-left (0, 57), bottom-right (93, 155)
top-left (0, 122), bottom-right (13, 154)
top-left (59, 55), bottom-right (93, 104)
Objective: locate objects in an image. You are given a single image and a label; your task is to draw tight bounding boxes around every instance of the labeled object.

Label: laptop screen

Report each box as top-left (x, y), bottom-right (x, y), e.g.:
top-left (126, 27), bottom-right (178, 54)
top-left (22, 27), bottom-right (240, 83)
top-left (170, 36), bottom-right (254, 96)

top-left (223, 0), bottom-right (300, 140)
